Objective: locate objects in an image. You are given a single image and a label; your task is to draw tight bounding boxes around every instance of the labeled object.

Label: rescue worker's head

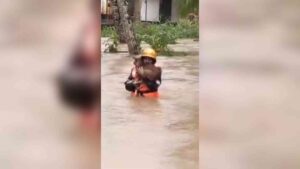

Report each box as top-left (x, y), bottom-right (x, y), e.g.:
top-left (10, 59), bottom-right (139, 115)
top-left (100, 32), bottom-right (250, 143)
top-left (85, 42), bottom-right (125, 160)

top-left (141, 48), bottom-right (157, 65)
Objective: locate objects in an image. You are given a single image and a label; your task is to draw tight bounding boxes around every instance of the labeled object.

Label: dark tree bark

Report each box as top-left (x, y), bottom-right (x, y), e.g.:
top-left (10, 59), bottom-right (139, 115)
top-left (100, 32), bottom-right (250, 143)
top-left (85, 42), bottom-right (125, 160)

top-left (113, 0), bottom-right (140, 55)
top-left (111, 0), bottom-right (127, 43)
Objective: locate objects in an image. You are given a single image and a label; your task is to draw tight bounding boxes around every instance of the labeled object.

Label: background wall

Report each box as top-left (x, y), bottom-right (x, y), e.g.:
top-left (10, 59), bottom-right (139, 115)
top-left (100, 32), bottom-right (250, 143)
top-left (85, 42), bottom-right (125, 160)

top-left (141, 0), bottom-right (160, 22)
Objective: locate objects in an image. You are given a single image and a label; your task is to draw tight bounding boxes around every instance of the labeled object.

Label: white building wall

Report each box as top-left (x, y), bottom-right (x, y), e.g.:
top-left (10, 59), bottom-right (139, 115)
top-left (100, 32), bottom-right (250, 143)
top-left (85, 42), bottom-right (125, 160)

top-left (141, 0), bottom-right (160, 22)
top-left (101, 0), bottom-right (107, 14)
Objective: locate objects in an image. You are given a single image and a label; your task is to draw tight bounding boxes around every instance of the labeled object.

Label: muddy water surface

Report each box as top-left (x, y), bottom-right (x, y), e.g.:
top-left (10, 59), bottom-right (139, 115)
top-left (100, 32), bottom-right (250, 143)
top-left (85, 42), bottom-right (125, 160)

top-left (0, 1), bottom-right (99, 169)
top-left (101, 53), bottom-right (199, 169)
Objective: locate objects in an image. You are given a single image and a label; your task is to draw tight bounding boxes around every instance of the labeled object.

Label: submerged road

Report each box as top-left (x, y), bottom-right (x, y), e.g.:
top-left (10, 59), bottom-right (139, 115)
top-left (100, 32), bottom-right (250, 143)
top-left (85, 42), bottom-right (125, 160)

top-left (101, 46), bottom-right (199, 169)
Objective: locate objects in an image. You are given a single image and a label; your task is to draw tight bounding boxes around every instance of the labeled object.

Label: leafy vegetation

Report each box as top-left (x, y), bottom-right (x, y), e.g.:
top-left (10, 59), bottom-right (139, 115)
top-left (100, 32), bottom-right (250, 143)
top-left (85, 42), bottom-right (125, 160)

top-left (101, 26), bottom-right (116, 38)
top-left (101, 19), bottom-right (199, 54)
top-left (173, 19), bottom-right (199, 39)
top-left (175, 0), bottom-right (199, 17)
top-left (102, 26), bottom-right (119, 53)
top-left (134, 22), bottom-right (177, 53)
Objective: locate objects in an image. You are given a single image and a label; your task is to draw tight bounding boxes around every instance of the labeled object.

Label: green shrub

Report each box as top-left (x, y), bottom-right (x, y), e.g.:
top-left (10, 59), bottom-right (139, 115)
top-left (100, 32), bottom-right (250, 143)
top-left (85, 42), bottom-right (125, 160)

top-left (101, 26), bottom-right (116, 37)
top-left (101, 19), bottom-right (199, 54)
top-left (134, 20), bottom-right (198, 53)
top-left (103, 27), bottom-right (119, 52)
top-left (134, 22), bottom-right (178, 53)
top-left (175, 19), bottom-right (199, 39)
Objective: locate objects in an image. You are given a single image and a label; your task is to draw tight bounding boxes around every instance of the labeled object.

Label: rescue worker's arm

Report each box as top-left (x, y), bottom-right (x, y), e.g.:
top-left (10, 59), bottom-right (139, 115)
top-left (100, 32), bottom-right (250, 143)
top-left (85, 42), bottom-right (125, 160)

top-left (127, 68), bottom-right (134, 80)
top-left (124, 68), bottom-right (136, 92)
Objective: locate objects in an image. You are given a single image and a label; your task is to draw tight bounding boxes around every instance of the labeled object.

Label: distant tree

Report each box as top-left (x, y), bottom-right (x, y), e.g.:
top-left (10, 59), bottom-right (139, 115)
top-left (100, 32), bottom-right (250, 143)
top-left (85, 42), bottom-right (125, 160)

top-left (112, 0), bottom-right (140, 55)
top-left (111, 0), bottom-right (127, 43)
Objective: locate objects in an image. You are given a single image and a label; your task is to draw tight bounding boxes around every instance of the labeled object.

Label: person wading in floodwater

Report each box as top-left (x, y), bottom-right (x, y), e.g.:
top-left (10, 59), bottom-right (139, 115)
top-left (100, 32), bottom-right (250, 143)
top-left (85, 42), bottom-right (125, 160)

top-left (124, 48), bottom-right (162, 97)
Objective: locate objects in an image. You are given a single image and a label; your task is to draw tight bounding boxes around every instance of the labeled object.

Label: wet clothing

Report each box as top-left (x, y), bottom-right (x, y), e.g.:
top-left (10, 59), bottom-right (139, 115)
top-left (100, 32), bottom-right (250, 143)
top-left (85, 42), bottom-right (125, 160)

top-left (125, 64), bottom-right (162, 97)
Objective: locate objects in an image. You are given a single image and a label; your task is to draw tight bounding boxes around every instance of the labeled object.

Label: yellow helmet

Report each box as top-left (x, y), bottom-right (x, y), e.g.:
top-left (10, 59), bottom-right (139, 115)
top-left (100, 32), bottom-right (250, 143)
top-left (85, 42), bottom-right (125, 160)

top-left (142, 48), bottom-right (157, 60)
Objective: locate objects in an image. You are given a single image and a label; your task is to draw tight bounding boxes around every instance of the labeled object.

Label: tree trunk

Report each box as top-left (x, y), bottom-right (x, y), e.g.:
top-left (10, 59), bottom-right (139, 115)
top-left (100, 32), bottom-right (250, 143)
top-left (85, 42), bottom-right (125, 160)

top-left (111, 0), bottom-right (127, 43)
top-left (133, 0), bottom-right (142, 22)
top-left (116, 0), bottom-right (141, 55)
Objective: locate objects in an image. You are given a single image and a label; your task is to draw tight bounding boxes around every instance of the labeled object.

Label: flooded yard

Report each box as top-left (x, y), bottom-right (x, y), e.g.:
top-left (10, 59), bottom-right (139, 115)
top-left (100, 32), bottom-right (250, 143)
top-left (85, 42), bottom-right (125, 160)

top-left (101, 47), bottom-right (199, 169)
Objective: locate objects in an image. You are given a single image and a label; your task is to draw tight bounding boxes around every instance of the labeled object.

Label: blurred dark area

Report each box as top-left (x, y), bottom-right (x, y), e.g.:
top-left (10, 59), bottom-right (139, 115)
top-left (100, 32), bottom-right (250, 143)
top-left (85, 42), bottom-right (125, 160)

top-left (0, 0), bottom-right (100, 169)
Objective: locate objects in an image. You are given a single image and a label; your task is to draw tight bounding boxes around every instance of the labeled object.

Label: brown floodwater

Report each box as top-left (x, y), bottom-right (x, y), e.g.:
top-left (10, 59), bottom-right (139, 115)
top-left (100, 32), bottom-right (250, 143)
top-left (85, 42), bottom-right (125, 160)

top-left (101, 53), bottom-right (199, 169)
